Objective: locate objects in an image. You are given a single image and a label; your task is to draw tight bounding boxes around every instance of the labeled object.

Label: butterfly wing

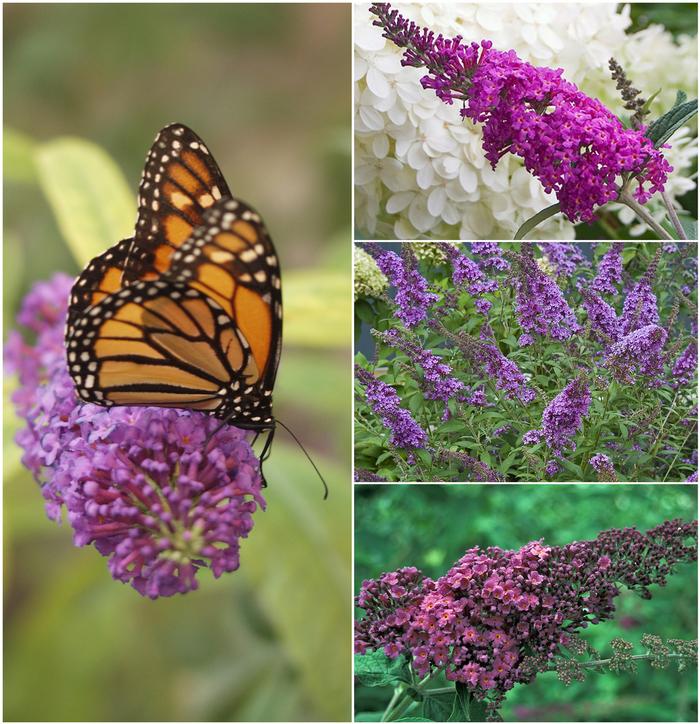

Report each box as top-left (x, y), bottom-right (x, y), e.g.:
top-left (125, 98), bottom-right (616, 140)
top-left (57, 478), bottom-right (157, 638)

top-left (124, 123), bottom-right (232, 283)
top-left (65, 279), bottom-right (271, 423)
top-left (167, 197), bottom-right (283, 420)
top-left (66, 237), bottom-right (134, 332)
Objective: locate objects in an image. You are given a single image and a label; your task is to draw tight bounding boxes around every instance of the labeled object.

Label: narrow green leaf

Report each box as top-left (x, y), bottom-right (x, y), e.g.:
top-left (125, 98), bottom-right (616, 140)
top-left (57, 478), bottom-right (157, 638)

top-left (559, 458), bottom-right (585, 480)
top-left (35, 137), bottom-right (134, 265)
top-left (439, 419), bottom-right (467, 434)
top-left (415, 448), bottom-right (433, 467)
top-left (674, 90), bottom-right (688, 107)
top-left (514, 203), bottom-right (562, 240)
top-left (356, 298), bottom-right (377, 325)
top-left (640, 88), bottom-right (662, 114)
top-left (453, 683), bottom-right (471, 721)
top-left (646, 99), bottom-right (698, 148)
top-left (354, 650), bottom-right (410, 688)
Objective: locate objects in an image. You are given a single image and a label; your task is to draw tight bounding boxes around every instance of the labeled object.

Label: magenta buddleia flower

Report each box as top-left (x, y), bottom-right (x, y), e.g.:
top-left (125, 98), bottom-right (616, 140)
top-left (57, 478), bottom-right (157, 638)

top-left (671, 342), bottom-right (698, 388)
top-left (356, 366), bottom-right (428, 449)
top-left (369, 245), bottom-right (438, 328)
top-left (6, 276), bottom-right (265, 599)
top-left (590, 453), bottom-right (619, 482)
top-left (370, 3), bottom-right (673, 223)
top-left (540, 377), bottom-right (591, 455)
top-left (377, 329), bottom-right (464, 419)
top-left (356, 520), bottom-right (697, 702)
top-left (590, 243), bottom-right (624, 296)
top-left (538, 243), bottom-right (588, 278)
top-left (581, 289), bottom-right (622, 344)
top-left (509, 247), bottom-right (580, 346)
top-left (606, 324), bottom-right (668, 384)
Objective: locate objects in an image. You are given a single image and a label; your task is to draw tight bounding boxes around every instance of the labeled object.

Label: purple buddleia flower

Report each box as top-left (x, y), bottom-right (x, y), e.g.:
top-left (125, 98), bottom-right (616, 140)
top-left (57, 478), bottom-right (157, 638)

top-left (620, 249), bottom-right (662, 335)
top-left (470, 242), bottom-right (510, 272)
top-left (370, 245), bottom-right (438, 328)
top-left (687, 471), bottom-right (698, 482)
top-left (523, 429), bottom-right (544, 445)
top-left (370, 3), bottom-right (673, 223)
top-left (466, 387), bottom-right (489, 407)
top-left (538, 243), bottom-right (588, 278)
top-left (590, 243), bottom-right (624, 296)
top-left (605, 324), bottom-right (668, 384)
top-left (441, 243), bottom-right (498, 314)
top-left (509, 247), bottom-right (581, 345)
top-left (356, 366), bottom-right (428, 449)
top-left (671, 342), bottom-right (698, 388)
top-left (6, 277), bottom-right (265, 598)
top-left (590, 453), bottom-right (619, 482)
top-left (581, 289), bottom-right (622, 345)
top-left (438, 450), bottom-right (503, 482)
top-left (544, 460), bottom-right (559, 477)
top-left (541, 377), bottom-right (591, 455)
top-left (377, 329), bottom-right (464, 419)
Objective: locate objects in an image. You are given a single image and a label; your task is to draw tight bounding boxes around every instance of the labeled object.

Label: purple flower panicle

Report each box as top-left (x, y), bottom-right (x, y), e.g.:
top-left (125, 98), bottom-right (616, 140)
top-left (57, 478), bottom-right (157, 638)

top-left (356, 366), bottom-right (428, 450)
top-left (510, 247), bottom-right (580, 345)
top-left (541, 377), bottom-right (591, 455)
top-left (590, 243), bottom-right (624, 296)
top-left (606, 324), bottom-right (667, 384)
top-left (7, 276), bottom-right (265, 598)
top-left (370, 3), bottom-right (672, 223)
top-left (590, 453), bottom-right (619, 482)
top-left (370, 246), bottom-right (438, 328)
top-left (671, 342), bottom-right (698, 388)
top-left (538, 243), bottom-right (588, 278)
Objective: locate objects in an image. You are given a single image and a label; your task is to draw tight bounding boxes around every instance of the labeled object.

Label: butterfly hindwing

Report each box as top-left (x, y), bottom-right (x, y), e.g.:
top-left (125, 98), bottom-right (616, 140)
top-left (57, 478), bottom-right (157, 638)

top-left (65, 280), bottom-right (273, 425)
top-left (125, 123), bottom-right (233, 283)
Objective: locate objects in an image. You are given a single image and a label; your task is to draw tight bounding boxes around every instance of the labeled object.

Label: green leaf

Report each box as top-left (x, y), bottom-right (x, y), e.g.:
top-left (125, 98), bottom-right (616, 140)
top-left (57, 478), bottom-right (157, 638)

top-left (354, 650), bottom-right (410, 688)
top-left (4, 127), bottom-right (38, 183)
top-left (500, 450), bottom-right (519, 476)
top-left (395, 718), bottom-right (433, 722)
top-left (355, 714), bottom-right (384, 722)
top-left (35, 138), bottom-right (135, 266)
top-left (284, 270), bottom-right (350, 348)
top-left (439, 419), bottom-right (467, 434)
top-left (559, 458), bottom-right (585, 481)
top-left (674, 90), bottom-right (688, 107)
top-left (415, 448), bottom-right (433, 467)
top-left (453, 683), bottom-right (471, 721)
top-left (640, 88), bottom-right (662, 114)
top-left (514, 203), bottom-right (562, 240)
top-left (423, 691), bottom-right (457, 721)
top-left (356, 298), bottom-right (377, 325)
top-left (679, 217), bottom-right (697, 241)
top-left (646, 99), bottom-right (698, 148)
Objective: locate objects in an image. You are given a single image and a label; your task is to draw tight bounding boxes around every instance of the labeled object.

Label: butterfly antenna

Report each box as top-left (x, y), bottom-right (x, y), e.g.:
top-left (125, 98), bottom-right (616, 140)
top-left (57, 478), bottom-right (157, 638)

top-left (275, 419), bottom-right (329, 500)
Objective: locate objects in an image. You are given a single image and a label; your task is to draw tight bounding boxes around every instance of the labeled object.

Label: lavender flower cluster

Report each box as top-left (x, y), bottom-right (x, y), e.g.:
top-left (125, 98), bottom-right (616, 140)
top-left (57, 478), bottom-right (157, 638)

top-left (370, 3), bottom-right (673, 223)
top-left (356, 365), bottom-right (428, 451)
top-left (6, 275), bottom-right (265, 598)
top-left (356, 520), bottom-right (698, 702)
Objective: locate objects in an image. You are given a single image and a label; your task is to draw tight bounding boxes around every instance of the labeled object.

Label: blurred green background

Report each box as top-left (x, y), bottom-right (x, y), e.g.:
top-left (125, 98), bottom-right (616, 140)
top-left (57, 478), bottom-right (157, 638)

top-left (4, 4), bottom-right (351, 721)
top-left (355, 485), bottom-right (698, 722)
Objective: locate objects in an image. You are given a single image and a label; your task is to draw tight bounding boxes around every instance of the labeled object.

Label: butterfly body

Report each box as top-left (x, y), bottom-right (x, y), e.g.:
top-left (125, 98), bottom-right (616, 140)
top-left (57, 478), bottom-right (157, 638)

top-left (65, 124), bottom-right (282, 433)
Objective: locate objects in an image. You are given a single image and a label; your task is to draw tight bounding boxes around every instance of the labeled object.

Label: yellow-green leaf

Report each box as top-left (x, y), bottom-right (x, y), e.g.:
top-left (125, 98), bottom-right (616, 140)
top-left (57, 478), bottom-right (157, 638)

top-left (4, 127), bottom-right (38, 183)
top-left (283, 269), bottom-right (350, 348)
top-left (35, 137), bottom-right (134, 266)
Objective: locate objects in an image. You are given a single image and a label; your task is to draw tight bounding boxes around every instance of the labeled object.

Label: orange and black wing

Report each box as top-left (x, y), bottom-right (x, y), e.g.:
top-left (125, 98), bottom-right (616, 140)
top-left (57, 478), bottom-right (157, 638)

top-left (167, 197), bottom-right (283, 408)
top-left (124, 123), bottom-right (233, 283)
top-left (65, 279), bottom-right (272, 425)
top-left (66, 237), bottom-right (133, 332)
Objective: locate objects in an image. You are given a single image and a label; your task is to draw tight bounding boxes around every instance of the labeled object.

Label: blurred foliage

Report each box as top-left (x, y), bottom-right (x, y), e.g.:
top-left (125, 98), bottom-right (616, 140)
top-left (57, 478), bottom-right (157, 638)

top-left (355, 484), bottom-right (698, 722)
top-left (628, 3), bottom-right (698, 37)
top-left (4, 3), bottom-right (351, 721)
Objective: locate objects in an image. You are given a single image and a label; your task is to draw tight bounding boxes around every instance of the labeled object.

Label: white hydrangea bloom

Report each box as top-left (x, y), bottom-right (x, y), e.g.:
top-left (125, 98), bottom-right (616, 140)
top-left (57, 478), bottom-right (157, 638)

top-left (354, 3), bottom-right (698, 240)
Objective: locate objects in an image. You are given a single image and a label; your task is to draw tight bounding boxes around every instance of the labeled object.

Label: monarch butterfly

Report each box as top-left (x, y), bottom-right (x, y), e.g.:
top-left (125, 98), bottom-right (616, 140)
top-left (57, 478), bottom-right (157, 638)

top-left (65, 123), bottom-right (324, 494)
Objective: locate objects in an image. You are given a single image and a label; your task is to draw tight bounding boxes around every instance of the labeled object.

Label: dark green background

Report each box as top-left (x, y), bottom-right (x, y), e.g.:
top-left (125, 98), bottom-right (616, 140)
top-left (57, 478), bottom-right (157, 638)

top-left (355, 484), bottom-right (698, 721)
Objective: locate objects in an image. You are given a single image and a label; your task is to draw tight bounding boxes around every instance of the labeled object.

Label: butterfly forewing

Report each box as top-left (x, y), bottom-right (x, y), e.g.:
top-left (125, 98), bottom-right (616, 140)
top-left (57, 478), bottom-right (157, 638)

top-left (167, 197), bottom-right (283, 400)
top-left (124, 123), bottom-right (232, 283)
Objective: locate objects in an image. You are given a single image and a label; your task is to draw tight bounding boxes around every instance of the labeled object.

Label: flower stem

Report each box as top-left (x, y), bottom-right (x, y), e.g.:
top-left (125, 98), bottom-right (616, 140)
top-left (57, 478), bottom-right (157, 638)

top-left (618, 192), bottom-right (673, 239)
top-left (661, 190), bottom-right (688, 239)
top-left (546, 652), bottom-right (694, 672)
